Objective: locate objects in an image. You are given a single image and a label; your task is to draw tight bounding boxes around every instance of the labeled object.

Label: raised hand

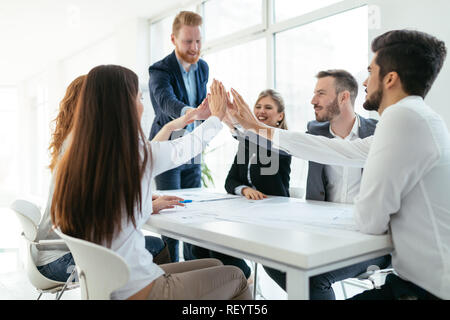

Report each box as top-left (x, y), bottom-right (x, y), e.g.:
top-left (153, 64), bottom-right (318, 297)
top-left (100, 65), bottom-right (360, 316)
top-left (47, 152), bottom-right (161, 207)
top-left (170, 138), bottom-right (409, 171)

top-left (222, 92), bottom-right (239, 129)
top-left (207, 79), bottom-right (227, 120)
top-left (196, 98), bottom-right (212, 119)
top-left (185, 98), bottom-right (211, 121)
top-left (229, 88), bottom-right (260, 130)
top-left (223, 110), bottom-right (236, 130)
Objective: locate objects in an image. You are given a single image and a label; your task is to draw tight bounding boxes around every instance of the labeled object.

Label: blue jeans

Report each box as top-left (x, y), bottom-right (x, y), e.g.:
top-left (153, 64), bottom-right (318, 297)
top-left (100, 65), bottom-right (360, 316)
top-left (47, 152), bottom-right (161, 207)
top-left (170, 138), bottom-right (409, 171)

top-left (154, 163), bottom-right (201, 262)
top-left (144, 235), bottom-right (166, 257)
top-left (37, 235), bottom-right (166, 282)
top-left (263, 254), bottom-right (392, 300)
top-left (37, 252), bottom-right (76, 282)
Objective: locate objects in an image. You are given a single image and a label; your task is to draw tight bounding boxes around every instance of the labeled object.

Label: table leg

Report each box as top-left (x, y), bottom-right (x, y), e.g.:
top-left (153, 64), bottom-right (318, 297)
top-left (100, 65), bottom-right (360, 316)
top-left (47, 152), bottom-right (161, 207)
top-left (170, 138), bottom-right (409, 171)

top-left (286, 268), bottom-right (309, 300)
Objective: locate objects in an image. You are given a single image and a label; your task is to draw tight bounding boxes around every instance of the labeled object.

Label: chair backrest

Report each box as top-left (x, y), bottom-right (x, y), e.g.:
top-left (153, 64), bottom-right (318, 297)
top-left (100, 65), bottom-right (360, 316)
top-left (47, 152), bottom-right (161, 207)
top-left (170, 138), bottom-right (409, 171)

top-left (54, 229), bottom-right (129, 300)
top-left (10, 199), bottom-right (41, 241)
top-left (10, 199), bottom-right (66, 290)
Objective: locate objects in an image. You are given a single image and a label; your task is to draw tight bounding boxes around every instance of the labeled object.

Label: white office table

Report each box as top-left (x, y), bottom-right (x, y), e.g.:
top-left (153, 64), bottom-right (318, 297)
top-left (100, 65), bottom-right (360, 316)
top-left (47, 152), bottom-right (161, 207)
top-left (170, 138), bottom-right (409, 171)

top-left (143, 189), bottom-right (393, 300)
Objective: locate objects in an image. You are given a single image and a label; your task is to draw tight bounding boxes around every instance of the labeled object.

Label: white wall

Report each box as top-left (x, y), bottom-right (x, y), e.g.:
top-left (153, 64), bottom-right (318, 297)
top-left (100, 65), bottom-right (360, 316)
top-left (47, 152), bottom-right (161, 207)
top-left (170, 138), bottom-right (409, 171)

top-left (369, 0), bottom-right (450, 128)
top-left (16, 17), bottom-right (152, 201)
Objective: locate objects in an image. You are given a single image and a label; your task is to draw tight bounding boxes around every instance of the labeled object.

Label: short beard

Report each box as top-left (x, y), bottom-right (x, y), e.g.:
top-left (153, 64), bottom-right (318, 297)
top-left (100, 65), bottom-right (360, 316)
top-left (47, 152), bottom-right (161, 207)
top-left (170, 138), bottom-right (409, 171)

top-left (363, 86), bottom-right (383, 112)
top-left (315, 97), bottom-right (340, 122)
top-left (175, 46), bottom-right (200, 64)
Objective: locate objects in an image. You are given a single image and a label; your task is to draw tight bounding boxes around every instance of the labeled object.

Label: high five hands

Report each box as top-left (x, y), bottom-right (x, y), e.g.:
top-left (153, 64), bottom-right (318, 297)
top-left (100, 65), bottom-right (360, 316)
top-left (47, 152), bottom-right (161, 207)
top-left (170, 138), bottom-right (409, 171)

top-left (207, 79), bottom-right (227, 120)
top-left (205, 80), bottom-right (260, 130)
top-left (185, 98), bottom-right (211, 122)
top-left (188, 80), bottom-right (270, 137)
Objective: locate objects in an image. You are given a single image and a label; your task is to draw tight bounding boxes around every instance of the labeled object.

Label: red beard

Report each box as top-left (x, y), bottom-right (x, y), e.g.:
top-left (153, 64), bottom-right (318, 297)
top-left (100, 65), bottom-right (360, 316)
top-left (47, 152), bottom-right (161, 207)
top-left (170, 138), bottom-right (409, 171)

top-left (175, 46), bottom-right (200, 64)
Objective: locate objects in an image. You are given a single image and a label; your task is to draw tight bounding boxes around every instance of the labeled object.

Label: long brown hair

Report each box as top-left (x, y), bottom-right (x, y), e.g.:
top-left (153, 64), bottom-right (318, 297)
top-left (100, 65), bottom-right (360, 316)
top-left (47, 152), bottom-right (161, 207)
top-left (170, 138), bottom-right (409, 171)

top-left (51, 65), bottom-right (149, 247)
top-left (48, 75), bottom-right (86, 171)
top-left (255, 89), bottom-right (288, 129)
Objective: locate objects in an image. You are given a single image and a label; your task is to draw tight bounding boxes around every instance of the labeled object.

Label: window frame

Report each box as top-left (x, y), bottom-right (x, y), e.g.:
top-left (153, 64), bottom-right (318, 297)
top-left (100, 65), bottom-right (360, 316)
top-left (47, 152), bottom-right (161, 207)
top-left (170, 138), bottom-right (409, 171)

top-left (148, 0), bottom-right (369, 88)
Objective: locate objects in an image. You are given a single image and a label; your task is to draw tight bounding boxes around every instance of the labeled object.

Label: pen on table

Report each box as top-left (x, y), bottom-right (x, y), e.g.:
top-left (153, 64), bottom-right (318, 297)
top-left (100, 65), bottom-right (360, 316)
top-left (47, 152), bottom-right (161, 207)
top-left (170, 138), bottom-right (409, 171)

top-left (179, 200), bottom-right (193, 203)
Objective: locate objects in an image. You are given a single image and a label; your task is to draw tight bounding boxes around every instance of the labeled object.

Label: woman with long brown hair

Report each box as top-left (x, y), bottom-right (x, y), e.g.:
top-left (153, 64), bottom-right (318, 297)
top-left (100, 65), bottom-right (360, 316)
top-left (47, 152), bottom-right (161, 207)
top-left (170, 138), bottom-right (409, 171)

top-left (35, 75), bottom-right (86, 281)
top-left (48, 75), bottom-right (85, 171)
top-left (51, 65), bottom-right (251, 300)
top-left (35, 75), bottom-right (178, 283)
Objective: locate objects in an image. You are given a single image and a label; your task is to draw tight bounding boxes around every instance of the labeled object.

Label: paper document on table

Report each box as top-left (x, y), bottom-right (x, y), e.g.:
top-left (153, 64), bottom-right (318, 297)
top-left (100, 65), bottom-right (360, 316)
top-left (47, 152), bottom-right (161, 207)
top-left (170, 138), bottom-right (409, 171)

top-left (222, 202), bottom-right (358, 231)
top-left (154, 194), bottom-right (358, 231)
top-left (155, 190), bottom-right (239, 202)
top-left (158, 207), bottom-right (219, 224)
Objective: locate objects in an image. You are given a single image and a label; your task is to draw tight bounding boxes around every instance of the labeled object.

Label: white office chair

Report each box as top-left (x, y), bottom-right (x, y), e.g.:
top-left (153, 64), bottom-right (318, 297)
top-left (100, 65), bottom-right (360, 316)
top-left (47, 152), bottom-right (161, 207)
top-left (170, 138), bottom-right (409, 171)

top-left (54, 229), bottom-right (130, 300)
top-left (10, 199), bottom-right (79, 300)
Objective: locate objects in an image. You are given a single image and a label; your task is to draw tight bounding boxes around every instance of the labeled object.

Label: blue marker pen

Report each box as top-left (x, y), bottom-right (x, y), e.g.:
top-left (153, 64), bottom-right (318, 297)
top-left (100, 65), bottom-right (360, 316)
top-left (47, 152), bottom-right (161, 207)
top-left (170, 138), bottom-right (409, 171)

top-left (179, 200), bottom-right (193, 203)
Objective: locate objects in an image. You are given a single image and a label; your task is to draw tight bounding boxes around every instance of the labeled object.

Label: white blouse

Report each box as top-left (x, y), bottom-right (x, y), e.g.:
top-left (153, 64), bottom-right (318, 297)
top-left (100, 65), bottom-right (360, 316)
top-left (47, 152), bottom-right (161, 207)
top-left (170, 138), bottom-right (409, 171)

top-left (110, 116), bottom-right (223, 300)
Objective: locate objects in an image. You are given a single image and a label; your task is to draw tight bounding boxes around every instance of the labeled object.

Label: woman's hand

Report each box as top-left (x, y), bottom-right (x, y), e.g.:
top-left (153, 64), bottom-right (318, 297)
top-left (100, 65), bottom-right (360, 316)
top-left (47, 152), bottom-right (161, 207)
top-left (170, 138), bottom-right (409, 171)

top-left (167, 114), bottom-right (194, 131)
top-left (207, 79), bottom-right (227, 120)
top-left (152, 195), bottom-right (185, 214)
top-left (185, 98), bottom-right (211, 121)
top-left (242, 187), bottom-right (268, 200)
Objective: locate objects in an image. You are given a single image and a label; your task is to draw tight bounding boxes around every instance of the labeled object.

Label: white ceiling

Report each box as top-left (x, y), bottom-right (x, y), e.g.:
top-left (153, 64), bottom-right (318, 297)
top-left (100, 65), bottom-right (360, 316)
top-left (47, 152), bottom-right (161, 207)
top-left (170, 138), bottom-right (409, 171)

top-left (0, 0), bottom-right (185, 85)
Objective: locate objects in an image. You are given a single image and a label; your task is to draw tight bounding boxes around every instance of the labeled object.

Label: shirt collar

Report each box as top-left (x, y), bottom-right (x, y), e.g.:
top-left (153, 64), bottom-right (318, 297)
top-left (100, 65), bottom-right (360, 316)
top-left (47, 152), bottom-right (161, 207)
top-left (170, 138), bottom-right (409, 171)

top-left (176, 55), bottom-right (198, 75)
top-left (329, 114), bottom-right (360, 139)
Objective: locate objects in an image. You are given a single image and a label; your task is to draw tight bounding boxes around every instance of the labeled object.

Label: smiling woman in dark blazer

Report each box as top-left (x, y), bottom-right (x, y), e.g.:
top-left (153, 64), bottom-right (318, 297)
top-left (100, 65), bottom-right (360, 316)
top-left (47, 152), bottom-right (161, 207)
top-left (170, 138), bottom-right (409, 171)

top-left (225, 89), bottom-right (291, 200)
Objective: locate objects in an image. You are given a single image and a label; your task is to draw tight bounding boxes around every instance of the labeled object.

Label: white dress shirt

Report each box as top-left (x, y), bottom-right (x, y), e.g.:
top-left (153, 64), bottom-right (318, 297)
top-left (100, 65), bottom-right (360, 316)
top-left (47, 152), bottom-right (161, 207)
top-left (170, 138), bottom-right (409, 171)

top-left (234, 153), bottom-right (257, 196)
top-left (271, 96), bottom-right (450, 299)
top-left (324, 116), bottom-right (363, 204)
top-left (111, 116), bottom-right (222, 300)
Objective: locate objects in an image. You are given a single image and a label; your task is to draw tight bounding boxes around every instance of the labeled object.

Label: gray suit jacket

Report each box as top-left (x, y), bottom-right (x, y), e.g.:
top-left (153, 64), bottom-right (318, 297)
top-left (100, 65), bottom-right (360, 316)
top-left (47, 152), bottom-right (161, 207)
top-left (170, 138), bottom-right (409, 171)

top-left (305, 115), bottom-right (378, 201)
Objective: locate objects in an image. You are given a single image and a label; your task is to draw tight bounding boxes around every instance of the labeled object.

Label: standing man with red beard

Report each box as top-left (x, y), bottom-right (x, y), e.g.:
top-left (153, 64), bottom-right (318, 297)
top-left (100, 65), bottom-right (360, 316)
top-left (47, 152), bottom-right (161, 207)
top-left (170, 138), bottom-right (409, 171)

top-left (148, 11), bottom-right (210, 262)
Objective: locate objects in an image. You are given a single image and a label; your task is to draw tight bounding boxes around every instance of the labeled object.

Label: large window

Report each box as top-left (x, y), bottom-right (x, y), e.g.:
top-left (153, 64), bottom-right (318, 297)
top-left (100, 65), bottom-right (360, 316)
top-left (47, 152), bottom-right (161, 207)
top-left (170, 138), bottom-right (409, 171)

top-left (0, 87), bottom-right (19, 206)
top-left (149, 0), bottom-right (370, 192)
top-left (275, 5), bottom-right (369, 188)
top-left (0, 87), bottom-right (21, 273)
top-left (150, 15), bottom-right (176, 64)
top-left (274, 0), bottom-right (342, 22)
top-left (203, 38), bottom-right (267, 189)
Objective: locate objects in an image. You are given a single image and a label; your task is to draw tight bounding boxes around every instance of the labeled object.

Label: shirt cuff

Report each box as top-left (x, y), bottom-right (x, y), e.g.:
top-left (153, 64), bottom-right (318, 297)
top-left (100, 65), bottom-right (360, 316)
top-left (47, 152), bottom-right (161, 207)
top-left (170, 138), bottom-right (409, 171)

top-left (205, 116), bottom-right (223, 130)
top-left (181, 106), bottom-right (194, 117)
top-left (234, 185), bottom-right (248, 196)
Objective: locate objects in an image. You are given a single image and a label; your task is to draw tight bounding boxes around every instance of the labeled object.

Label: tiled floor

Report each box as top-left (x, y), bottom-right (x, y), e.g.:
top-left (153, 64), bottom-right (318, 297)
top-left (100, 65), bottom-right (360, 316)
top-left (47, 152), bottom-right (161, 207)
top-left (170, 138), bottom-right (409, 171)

top-left (0, 248), bottom-right (369, 300)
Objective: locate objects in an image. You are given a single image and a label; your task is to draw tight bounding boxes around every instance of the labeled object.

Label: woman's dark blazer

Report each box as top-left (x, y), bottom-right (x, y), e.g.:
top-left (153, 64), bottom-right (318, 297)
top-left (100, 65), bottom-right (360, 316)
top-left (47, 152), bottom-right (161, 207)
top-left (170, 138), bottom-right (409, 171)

top-left (224, 136), bottom-right (291, 197)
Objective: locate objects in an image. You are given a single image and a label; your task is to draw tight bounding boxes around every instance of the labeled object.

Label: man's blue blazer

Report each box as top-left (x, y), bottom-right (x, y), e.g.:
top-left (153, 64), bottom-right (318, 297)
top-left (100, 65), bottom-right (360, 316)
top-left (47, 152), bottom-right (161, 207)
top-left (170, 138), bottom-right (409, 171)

top-left (148, 50), bottom-right (209, 140)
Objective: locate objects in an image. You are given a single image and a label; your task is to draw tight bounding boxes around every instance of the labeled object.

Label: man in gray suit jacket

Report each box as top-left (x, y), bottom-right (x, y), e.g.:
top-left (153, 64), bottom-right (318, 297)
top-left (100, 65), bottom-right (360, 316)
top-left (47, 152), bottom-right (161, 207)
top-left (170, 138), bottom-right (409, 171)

top-left (264, 70), bottom-right (391, 299)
